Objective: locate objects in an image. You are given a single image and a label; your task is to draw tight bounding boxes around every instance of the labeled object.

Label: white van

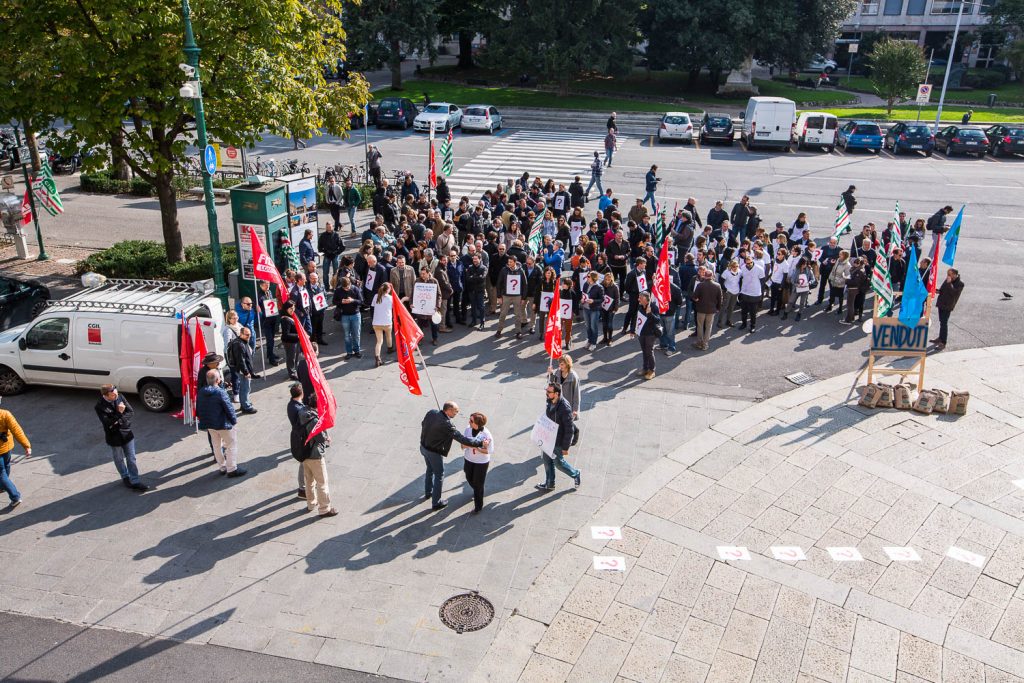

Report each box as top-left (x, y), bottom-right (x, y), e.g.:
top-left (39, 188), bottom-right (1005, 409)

top-left (793, 112), bottom-right (838, 152)
top-left (0, 279), bottom-right (225, 411)
top-left (740, 97), bottom-right (797, 151)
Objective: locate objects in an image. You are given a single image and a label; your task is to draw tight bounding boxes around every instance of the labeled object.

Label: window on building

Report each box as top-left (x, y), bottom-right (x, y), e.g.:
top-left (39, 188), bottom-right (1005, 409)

top-left (979, 0), bottom-right (995, 13)
top-left (907, 0), bottom-right (926, 13)
top-left (884, 0), bottom-right (905, 13)
top-left (931, 0), bottom-right (972, 14)
top-left (861, 0), bottom-right (880, 14)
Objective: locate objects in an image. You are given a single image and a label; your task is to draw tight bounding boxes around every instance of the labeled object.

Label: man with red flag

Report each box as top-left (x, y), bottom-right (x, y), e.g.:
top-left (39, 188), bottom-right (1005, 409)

top-left (428, 134), bottom-right (437, 191)
top-left (653, 238), bottom-right (671, 315)
top-left (249, 228), bottom-right (288, 301)
top-left (291, 313), bottom-right (336, 442)
top-left (544, 284), bottom-right (562, 364)
top-left (925, 229), bottom-right (942, 295)
top-left (392, 298), bottom-right (423, 396)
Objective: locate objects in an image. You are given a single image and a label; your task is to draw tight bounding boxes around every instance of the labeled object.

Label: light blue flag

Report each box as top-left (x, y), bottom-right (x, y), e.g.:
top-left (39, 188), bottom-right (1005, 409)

top-left (899, 245), bottom-right (927, 328)
top-left (941, 204), bottom-right (964, 267)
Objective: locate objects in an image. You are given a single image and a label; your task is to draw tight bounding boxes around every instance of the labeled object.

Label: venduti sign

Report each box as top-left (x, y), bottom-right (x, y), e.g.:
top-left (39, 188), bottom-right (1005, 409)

top-left (871, 317), bottom-right (929, 353)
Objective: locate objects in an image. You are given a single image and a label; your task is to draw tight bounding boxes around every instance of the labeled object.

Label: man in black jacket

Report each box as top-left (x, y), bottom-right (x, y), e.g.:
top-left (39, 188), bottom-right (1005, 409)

top-left (933, 269), bottom-right (964, 350)
top-left (289, 383), bottom-right (337, 516)
top-left (317, 222), bottom-right (344, 288)
top-left (534, 383), bottom-right (580, 491)
top-left (227, 327), bottom-right (258, 415)
top-left (464, 253), bottom-right (488, 329)
top-left (420, 402), bottom-right (489, 510)
top-left (621, 257), bottom-right (648, 335)
top-left (729, 196), bottom-right (751, 246)
top-left (842, 185), bottom-right (857, 215)
top-left (95, 385), bottom-right (149, 491)
top-left (927, 205), bottom-right (954, 254)
top-left (706, 201), bottom-right (728, 231)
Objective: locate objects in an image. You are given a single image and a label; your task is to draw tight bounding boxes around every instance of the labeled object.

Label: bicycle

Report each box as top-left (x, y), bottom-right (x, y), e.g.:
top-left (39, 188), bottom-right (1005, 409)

top-left (391, 168), bottom-right (414, 186)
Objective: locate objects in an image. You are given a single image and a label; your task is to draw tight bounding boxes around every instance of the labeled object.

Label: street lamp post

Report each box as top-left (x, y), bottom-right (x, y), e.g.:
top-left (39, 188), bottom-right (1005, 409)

top-left (181, 0), bottom-right (229, 308)
top-left (933, 0), bottom-right (968, 132)
top-left (11, 125), bottom-right (48, 260)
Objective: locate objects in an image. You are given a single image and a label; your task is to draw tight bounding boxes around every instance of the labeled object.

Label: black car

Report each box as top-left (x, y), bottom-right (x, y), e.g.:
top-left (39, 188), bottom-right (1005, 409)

top-left (699, 112), bottom-right (734, 145)
top-left (348, 103), bottom-right (379, 129)
top-left (375, 97), bottom-right (418, 130)
top-left (883, 123), bottom-right (935, 156)
top-left (984, 125), bottom-right (1024, 158)
top-left (0, 276), bottom-right (50, 331)
top-left (935, 126), bottom-right (988, 157)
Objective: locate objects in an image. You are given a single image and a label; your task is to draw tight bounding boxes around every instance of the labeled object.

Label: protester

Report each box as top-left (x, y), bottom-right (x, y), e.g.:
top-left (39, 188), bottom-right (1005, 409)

top-left (826, 250), bottom-right (850, 315)
top-left (462, 412), bottom-right (493, 514)
top-left (599, 271), bottom-right (620, 346)
top-left (495, 254), bottom-right (526, 338)
top-left (534, 383), bottom-right (580, 491)
top-left (549, 355), bottom-right (581, 419)
top-left (280, 300), bottom-right (301, 380)
top-left (581, 271), bottom-right (605, 349)
top-left (933, 268), bottom-right (964, 350)
top-left (371, 282), bottom-right (395, 366)
top-left (0, 402), bottom-right (31, 508)
top-left (333, 276), bottom-right (363, 359)
top-left (737, 255), bottom-right (764, 333)
top-left (718, 260), bottom-right (741, 328)
top-left (420, 401), bottom-right (489, 510)
top-left (94, 384), bottom-right (149, 491)
top-left (635, 292), bottom-right (662, 379)
top-left (843, 257), bottom-right (868, 324)
top-left (289, 383), bottom-right (337, 517)
top-left (196, 369), bottom-right (246, 477)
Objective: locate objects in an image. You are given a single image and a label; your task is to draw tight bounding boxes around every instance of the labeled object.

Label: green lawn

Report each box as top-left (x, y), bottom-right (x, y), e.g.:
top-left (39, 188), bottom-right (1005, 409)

top-left (812, 75), bottom-right (1024, 106)
top-left (813, 105), bottom-right (1024, 123)
top-left (384, 80), bottom-right (704, 113)
top-left (752, 79), bottom-right (858, 105)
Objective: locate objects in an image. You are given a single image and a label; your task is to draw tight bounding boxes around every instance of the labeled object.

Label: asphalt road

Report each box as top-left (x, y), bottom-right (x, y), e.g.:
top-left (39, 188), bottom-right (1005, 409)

top-left (0, 612), bottom-right (397, 682)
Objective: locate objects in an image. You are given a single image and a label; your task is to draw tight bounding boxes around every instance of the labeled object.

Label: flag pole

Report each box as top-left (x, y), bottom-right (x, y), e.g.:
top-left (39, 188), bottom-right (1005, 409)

top-left (414, 347), bottom-right (441, 410)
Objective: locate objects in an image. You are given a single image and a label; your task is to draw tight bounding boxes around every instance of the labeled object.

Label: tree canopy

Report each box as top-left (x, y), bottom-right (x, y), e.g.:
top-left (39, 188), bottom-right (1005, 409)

top-left (342, 0), bottom-right (439, 90)
top-left (869, 38), bottom-right (927, 115)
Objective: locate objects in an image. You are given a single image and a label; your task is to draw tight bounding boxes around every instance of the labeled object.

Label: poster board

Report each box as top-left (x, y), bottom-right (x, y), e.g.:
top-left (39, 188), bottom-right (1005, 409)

top-left (411, 282), bottom-right (438, 316)
top-left (865, 296), bottom-right (931, 389)
top-left (530, 414), bottom-right (558, 456)
top-left (287, 176), bottom-right (318, 247)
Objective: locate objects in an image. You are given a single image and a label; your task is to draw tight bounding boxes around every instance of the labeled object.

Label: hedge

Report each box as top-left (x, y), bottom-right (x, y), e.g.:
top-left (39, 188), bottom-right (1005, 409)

top-left (316, 181), bottom-right (375, 210)
top-left (80, 169), bottom-right (244, 198)
top-left (75, 240), bottom-right (238, 283)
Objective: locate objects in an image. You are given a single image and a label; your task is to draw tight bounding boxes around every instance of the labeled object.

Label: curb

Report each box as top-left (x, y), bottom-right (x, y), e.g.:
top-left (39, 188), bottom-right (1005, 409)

top-left (472, 342), bottom-right (1024, 682)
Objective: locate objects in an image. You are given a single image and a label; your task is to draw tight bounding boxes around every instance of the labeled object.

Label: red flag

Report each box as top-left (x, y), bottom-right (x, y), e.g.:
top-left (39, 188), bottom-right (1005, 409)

top-left (394, 320), bottom-right (423, 396)
top-left (653, 239), bottom-right (671, 314)
top-left (544, 285), bottom-right (562, 359)
top-left (249, 228), bottom-right (288, 301)
top-left (393, 296), bottom-right (424, 349)
top-left (428, 140), bottom-right (437, 189)
top-left (176, 317), bottom-right (194, 421)
top-left (292, 313), bottom-right (337, 442)
top-left (191, 317), bottom-right (209, 414)
top-left (21, 190), bottom-right (32, 225)
top-left (926, 232), bottom-right (941, 295)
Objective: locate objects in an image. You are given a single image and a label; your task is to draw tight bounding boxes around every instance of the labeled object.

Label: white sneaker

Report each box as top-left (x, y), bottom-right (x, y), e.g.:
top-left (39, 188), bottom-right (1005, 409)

top-left (586, 343), bottom-right (593, 351)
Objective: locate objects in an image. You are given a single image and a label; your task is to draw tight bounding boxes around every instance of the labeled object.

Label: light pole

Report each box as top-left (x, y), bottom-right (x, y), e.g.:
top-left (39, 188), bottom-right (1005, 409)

top-left (11, 125), bottom-right (48, 260)
top-left (180, 0), bottom-right (228, 308)
top-left (933, 0), bottom-right (968, 132)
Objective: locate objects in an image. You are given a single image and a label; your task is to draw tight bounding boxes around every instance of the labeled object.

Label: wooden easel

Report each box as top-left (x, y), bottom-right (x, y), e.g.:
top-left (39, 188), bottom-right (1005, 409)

top-left (865, 294), bottom-right (933, 390)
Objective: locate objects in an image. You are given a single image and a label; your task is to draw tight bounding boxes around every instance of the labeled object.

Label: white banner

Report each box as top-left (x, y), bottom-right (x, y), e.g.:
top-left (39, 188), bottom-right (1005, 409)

top-left (312, 291), bottom-right (328, 311)
top-left (262, 298), bottom-right (279, 317)
top-left (530, 414), bottom-right (558, 456)
top-left (539, 291), bottom-right (554, 312)
top-left (412, 282), bottom-right (438, 316)
top-left (506, 273), bottom-right (523, 296)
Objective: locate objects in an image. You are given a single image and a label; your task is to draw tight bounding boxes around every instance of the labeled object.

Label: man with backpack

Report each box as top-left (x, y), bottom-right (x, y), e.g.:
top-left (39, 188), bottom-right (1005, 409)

top-left (288, 383), bottom-right (337, 517)
top-left (534, 383), bottom-right (580, 491)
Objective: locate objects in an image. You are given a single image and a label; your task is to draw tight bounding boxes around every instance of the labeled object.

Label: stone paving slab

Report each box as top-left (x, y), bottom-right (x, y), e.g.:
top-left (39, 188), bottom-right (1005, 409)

top-left (0, 356), bottom-right (741, 682)
top-left (475, 345), bottom-right (1024, 682)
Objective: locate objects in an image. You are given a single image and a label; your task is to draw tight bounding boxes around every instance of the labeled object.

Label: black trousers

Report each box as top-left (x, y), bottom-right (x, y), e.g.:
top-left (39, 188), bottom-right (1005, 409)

top-left (817, 265), bottom-right (833, 303)
top-left (463, 460), bottom-right (489, 511)
top-left (370, 167), bottom-right (382, 189)
top-left (611, 266), bottom-right (627, 289)
top-left (769, 283), bottom-right (784, 313)
top-left (639, 334), bottom-right (657, 372)
top-left (328, 204), bottom-right (341, 226)
top-left (828, 285), bottom-right (845, 311)
top-left (739, 294), bottom-right (759, 328)
top-left (312, 311), bottom-right (325, 342)
top-left (938, 308), bottom-right (951, 343)
top-left (622, 297), bottom-right (639, 333)
top-left (448, 291), bottom-right (463, 325)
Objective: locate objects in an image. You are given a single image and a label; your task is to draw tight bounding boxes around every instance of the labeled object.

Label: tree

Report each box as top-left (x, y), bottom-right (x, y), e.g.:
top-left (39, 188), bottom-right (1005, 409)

top-left (436, 0), bottom-right (491, 69)
top-left (639, 0), bottom-right (746, 89)
top-left (486, 0), bottom-right (641, 96)
top-left (747, 0), bottom-right (857, 71)
top-left (1005, 39), bottom-right (1024, 81)
top-left (869, 38), bottom-right (927, 115)
top-left (2, 0), bottom-right (368, 264)
top-left (987, 0), bottom-right (1024, 34)
top-left (343, 0), bottom-right (438, 90)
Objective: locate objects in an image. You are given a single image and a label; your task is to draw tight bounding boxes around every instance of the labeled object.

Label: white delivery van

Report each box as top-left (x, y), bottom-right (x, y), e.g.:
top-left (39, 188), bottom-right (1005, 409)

top-left (793, 112), bottom-right (838, 152)
top-left (0, 279), bottom-right (224, 411)
top-left (740, 97), bottom-right (797, 151)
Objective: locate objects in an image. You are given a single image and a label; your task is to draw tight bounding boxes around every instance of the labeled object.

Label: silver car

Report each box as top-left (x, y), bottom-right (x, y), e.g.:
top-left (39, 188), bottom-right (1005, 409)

top-left (461, 105), bottom-right (502, 134)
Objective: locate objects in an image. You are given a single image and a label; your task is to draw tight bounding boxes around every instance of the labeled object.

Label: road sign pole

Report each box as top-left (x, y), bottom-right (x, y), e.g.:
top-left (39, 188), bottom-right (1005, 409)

top-left (917, 50), bottom-right (934, 122)
top-left (12, 125), bottom-right (48, 261)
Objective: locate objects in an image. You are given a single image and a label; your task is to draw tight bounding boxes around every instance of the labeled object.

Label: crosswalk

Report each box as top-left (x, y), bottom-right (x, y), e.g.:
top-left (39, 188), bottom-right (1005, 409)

top-left (443, 130), bottom-right (618, 199)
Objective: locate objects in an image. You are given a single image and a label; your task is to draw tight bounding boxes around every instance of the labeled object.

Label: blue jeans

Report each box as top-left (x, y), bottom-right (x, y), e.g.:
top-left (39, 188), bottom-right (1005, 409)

top-left (347, 206), bottom-right (358, 233)
top-left (660, 309), bottom-right (678, 351)
top-left (542, 446), bottom-right (578, 486)
top-left (341, 313), bottom-right (361, 354)
top-left (420, 446), bottom-right (445, 506)
top-left (604, 147), bottom-right (614, 166)
top-left (584, 309), bottom-right (601, 345)
top-left (585, 175), bottom-right (603, 197)
top-left (262, 316), bottom-right (279, 362)
top-left (680, 298), bottom-right (694, 330)
top-left (322, 254), bottom-right (341, 287)
top-left (643, 190), bottom-right (657, 212)
top-left (111, 439), bottom-right (140, 485)
top-left (236, 373), bottom-right (253, 411)
top-left (1, 451), bottom-right (20, 503)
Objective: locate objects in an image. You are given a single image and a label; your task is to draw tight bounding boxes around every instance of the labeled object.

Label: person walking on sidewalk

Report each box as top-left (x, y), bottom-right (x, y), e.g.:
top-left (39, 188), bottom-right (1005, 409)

top-left (643, 165), bottom-right (661, 212)
top-left (197, 369), bottom-right (247, 478)
top-left (420, 402), bottom-right (489, 511)
top-left (933, 268), bottom-right (964, 350)
top-left (462, 412), bottom-right (494, 515)
top-left (343, 178), bottom-right (362, 235)
top-left (534, 383), bottom-right (580, 491)
top-left (289, 384), bottom-right (338, 517)
top-left (585, 151), bottom-right (603, 200)
top-left (0, 403), bottom-right (31, 509)
top-left (325, 176), bottom-right (342, 228)
top-left (604, 128), bottom-right (617, 167)
top-left (94, 385), bottom-right (150, 492)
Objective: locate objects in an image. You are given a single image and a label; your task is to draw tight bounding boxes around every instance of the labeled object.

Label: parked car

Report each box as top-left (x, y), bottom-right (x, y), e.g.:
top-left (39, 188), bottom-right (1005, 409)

top-left (413, 103), bottom-right (463, 133)
top-left (657, 112), bottom-right (694, 143)
top-left (984, 124), bottom-right (1024, 157)
top-left (740, 97), bottom-right (796, 151)
top-left (837, 121), bottom-right (883, 152)
top-left (0, 279), bottom-right (225, 411)
top-left (805, 53), bottom-right (837, 73)
top-left (375, 97), bottom-right (418, 130)
top-left (793, 112), bottom-right (838, 152)
top-left (699, 112), bottom-right (734, 145)
top-left (0, 276), bottom-right (49, 332)
top-left (347, 103), bottom-right (378, 129)
top-left (47, 146), bottom-right (86, 174)
top-left (884, 123), bottom-right (935, 156)
top-left (461, 105), bottom-right (502, 134)
top-left (935, 125), bottom-right (988, 157)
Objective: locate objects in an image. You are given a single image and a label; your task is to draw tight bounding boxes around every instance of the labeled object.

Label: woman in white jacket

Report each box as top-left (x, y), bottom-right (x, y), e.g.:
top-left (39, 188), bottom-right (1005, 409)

top-left (718, 260), bottom-right (741, 328)
top-left (462, 412), bottom-right (493, 514)
top-left (371, 282), bottom-right (395, 367)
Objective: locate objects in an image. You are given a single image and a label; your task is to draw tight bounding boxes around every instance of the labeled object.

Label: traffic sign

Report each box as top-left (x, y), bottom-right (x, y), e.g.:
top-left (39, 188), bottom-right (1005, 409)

top-left (916, 84), bottom-right (932, 105)
top-left (848, 43), bottom-right (859, 54)
top-left (203, 144), bottom-right (218, 175)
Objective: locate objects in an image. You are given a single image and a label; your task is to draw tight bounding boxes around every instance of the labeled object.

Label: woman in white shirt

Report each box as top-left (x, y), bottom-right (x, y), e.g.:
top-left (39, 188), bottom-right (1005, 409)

top-left (718, 260), bottom-right (741, 328)
top-left (462, 412), bottom-right (493, 514)
top-left (371, 282), bottom-right (395, 367)
top-left (768, 247), bottom-right (790, 315)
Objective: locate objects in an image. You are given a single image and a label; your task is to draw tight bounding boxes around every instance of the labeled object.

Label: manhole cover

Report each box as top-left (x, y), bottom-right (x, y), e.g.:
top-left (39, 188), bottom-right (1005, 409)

top-left (439, 592), bottom-right (494, 633)
top-left (785, 372), bottom-right (816, 386)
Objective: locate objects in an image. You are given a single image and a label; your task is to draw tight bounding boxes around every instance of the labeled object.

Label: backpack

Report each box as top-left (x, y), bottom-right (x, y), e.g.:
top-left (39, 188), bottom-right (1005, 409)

top-left (290, 408), bottom-right (324, 462)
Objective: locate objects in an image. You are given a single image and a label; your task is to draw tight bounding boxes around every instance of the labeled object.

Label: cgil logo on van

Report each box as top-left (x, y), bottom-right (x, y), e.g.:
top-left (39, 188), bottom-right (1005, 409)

top-left (87, 323), bottom-right (102, 345)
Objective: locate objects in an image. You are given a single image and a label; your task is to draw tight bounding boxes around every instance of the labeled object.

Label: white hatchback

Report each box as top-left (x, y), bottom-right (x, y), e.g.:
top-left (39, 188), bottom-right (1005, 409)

top-left (658, 112), bottom-right (694, 143)
top-left (461, 105), bottom-right (502, 133)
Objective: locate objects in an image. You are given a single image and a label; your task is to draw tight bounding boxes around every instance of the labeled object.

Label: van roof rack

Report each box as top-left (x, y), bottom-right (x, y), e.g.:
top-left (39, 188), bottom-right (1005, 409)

top-left (46, 279), bottom-right (214, 317)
